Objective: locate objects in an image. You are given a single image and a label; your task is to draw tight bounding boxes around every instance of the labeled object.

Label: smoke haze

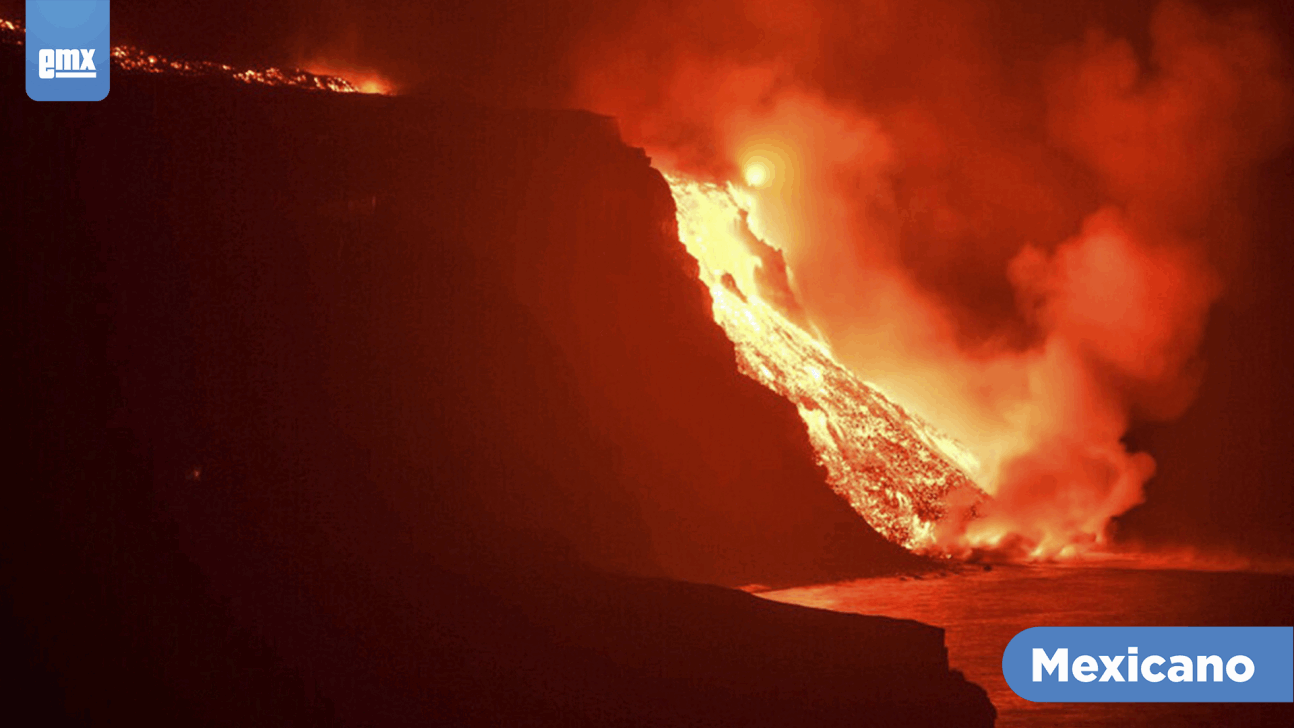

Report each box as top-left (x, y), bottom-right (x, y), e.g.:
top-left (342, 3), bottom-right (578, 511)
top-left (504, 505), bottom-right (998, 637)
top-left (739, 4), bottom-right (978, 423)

top-left (569, 0), bottom-right (1293, 556)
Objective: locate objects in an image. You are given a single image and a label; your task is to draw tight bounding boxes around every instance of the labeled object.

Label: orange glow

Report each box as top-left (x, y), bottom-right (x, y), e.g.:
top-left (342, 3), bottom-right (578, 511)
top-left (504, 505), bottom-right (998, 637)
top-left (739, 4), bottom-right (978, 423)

top-left (579, 0), bottom-right (1294, 564)
top-left (665, 154), bottom-right (1236, 561)
top-left (732, 135), bottom-right (800, 197)
top-left (743, 157), bottom-right (772, 187)
top-left (303, 61), bottom-right (394, 95)
top-left (103, 43), bottom-right (382, 95)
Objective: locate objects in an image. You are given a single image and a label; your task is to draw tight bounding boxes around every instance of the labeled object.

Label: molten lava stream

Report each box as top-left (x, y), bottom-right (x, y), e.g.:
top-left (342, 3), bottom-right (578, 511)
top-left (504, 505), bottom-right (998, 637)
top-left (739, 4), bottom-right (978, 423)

top-left (664, 172), bottom-right (986, 556)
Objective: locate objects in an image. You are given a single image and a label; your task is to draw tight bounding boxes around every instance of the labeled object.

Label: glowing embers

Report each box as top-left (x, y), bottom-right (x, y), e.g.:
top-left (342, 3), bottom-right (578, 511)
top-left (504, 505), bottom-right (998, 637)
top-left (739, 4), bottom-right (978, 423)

top-left (2, 17), bottom-right (378, 94)
top-left (304, 61), bottom-right (393, 95)
top-left (666, 174), bottom-right (985, 551)
top-left (107, 44), bottom-right (389, 94)
top-left (0, 18), bottom-right (22, 42)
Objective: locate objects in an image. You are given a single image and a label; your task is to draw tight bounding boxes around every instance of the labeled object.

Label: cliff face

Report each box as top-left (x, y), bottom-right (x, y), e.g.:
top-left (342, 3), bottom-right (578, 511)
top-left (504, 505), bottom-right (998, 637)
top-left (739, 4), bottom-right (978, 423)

top-left (8, 69), bottom-right (920, 588)
top-left (4, 40), bottom-right (992, 727)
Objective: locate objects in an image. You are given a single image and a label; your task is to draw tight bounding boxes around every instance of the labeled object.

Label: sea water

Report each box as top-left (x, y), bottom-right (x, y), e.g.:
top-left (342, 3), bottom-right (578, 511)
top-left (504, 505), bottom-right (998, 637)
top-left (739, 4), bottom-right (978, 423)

top-left (762, 565), bottom-right (1294, 727)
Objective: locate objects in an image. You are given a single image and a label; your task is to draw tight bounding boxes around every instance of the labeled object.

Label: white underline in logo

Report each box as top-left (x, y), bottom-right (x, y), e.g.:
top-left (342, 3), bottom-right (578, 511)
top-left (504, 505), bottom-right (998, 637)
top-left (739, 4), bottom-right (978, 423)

top-left (55, 71), bottom-right (97, 78)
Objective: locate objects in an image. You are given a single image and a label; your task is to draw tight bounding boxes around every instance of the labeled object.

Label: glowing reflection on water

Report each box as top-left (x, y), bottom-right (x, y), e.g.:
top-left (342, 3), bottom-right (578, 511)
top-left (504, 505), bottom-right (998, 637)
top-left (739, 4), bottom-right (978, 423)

top-left (763, 566), bottom-right (1294, 728)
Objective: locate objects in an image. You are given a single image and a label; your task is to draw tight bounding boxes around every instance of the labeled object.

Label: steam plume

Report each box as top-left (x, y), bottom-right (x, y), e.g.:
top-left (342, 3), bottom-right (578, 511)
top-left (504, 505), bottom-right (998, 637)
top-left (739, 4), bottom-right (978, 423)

top-left (572, 0), bottom-right (1292, 557)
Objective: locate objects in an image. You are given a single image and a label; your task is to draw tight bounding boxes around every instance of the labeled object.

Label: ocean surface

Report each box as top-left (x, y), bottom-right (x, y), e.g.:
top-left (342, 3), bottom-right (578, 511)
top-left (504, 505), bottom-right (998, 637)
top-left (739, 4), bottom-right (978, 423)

top-left (761, 565), bottom-right (1294, 727)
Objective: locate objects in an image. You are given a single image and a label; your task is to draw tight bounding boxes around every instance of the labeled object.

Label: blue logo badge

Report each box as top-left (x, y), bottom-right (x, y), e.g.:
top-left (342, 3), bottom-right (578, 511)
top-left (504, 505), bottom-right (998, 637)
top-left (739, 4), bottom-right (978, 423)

top-left (1003, 626), bottom-right (1293, 702)
top-left (26, 0), bottom-right (110, 101)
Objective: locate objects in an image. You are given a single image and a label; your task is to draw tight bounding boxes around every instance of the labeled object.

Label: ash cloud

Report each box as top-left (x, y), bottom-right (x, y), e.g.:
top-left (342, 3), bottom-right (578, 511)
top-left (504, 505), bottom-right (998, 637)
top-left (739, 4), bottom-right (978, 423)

top-left (569, 0), bottom-right (1293, 557)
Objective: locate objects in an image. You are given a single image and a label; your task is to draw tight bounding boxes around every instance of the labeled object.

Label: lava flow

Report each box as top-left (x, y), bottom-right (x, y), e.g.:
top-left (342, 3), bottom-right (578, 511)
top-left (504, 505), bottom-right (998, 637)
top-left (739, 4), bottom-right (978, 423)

top-left (582, 0), bottom-right (1294, 565)
top-left (0, 17), bottom-right (388, 94)
top-left (666, 173), bottom-right (986, 552)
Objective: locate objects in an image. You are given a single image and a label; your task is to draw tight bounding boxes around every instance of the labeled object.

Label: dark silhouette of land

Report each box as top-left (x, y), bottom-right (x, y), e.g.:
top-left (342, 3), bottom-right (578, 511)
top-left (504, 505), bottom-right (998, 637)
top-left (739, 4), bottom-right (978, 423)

top-left (3, 42), bottom-right (994, 727)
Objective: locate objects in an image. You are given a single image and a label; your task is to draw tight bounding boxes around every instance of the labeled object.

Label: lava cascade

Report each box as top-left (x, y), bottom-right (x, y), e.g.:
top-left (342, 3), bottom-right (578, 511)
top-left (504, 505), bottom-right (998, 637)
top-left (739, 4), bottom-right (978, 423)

top-left (666, 174), bottom-right (985, 551)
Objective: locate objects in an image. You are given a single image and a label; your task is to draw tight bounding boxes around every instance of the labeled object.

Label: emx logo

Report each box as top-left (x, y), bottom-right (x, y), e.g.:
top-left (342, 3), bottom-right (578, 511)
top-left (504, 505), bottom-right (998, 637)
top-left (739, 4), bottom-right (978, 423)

top-left (38, 48), bottom-right (98, 78)
top-left (26, 1), bottom-right (110, 101)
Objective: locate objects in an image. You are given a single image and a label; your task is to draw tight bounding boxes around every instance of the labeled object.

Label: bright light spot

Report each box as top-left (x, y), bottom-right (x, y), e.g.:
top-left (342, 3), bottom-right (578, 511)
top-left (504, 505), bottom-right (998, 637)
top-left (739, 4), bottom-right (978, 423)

top-left (304, 61), bottom-right (394, 95)
top-left (744, 157), bottom-right (773, 188)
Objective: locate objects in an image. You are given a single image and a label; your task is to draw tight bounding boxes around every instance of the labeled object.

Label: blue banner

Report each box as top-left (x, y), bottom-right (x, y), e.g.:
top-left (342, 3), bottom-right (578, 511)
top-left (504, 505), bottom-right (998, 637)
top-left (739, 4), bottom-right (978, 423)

top-left (1003, 626), bottom-right (1293, 702)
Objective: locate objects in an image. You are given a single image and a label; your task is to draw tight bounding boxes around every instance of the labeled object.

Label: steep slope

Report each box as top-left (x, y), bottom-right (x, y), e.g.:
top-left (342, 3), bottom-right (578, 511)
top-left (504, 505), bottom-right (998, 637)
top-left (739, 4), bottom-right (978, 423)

top-left (668, 177), bottom-right (986, 551)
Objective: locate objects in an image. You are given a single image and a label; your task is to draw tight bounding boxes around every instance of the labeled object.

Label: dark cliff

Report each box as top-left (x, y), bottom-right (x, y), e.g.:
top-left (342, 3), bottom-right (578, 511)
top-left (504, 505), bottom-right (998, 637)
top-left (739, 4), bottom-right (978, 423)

top-left (3, 40), bottom-right (993, 727)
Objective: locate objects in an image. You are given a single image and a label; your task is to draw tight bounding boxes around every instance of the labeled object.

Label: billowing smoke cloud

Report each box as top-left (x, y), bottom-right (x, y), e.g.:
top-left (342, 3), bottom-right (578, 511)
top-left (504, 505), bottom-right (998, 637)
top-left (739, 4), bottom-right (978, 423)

top-left (571, 0), bottom-right (1292, 557)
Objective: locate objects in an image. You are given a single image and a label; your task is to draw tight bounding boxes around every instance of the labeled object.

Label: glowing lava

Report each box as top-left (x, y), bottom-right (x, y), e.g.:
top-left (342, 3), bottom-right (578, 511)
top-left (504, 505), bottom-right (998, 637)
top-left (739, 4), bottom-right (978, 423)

top-left (0, 18), bottom-right (390, 95)
top-left (304, 61), bottom-right (394, 95)
top-left (666, 173), bottom-right (985, 551)
top-left (108, 44), bottom-right (378, 93)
